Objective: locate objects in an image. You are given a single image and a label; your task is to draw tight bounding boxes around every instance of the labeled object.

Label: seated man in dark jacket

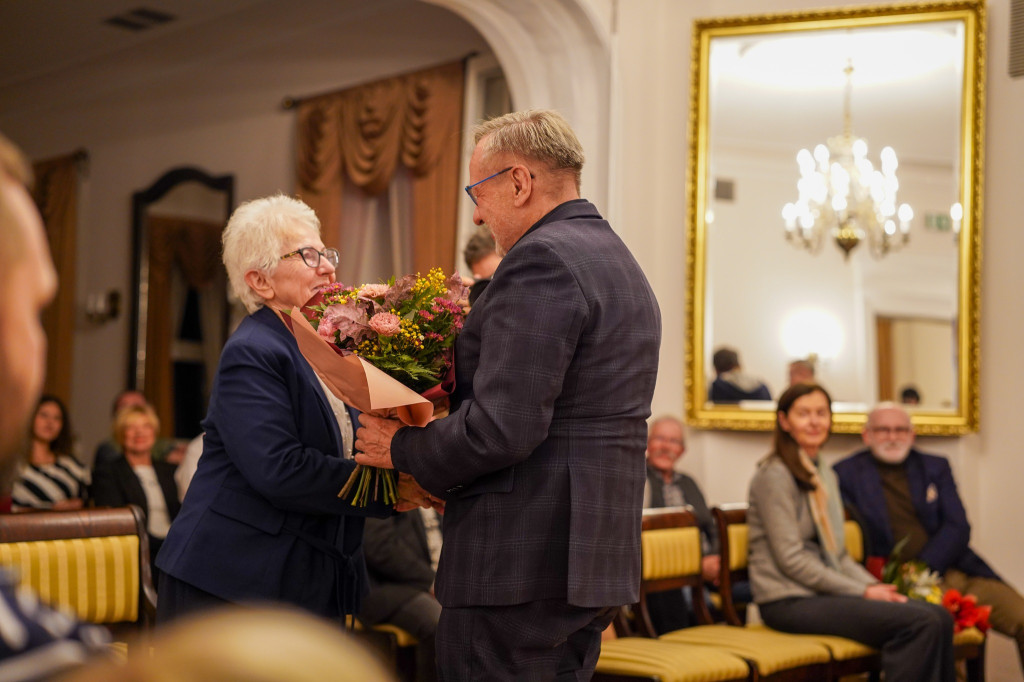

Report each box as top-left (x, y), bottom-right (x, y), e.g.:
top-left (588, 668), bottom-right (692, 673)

top-left (643, 416), bottom-right (750, 631)
top-left (359, 510), bottom-right (441, 682)
top-left (836, 402), bottom-right (1024, 675)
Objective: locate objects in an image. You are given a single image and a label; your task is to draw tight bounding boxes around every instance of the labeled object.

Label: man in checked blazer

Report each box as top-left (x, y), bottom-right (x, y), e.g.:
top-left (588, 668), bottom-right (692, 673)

top-left (356, 109), bottom-right (662, 680)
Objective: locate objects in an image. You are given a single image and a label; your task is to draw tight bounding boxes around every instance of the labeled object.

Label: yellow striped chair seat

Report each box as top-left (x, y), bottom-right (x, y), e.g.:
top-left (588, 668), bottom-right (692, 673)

top-left (954, 627), bottom-right (985, 646)
top-left (597, 637), bottom-right (750, 682)
top-left (0, 535), bottom-right (141, 624)
top-left (744, 624), bottom-right (878, 661)
top-left (660, 624), bottom-right (831, 677)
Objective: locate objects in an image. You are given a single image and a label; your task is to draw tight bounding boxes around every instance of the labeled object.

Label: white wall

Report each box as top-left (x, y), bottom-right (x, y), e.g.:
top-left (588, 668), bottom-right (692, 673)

top-left (605, 0), bottom-right (1023, 677)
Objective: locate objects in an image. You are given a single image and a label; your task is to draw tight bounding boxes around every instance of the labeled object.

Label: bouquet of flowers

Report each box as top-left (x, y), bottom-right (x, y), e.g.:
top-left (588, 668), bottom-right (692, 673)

top-left (942, 589), bottom-right (992, 634)
top-left (880, 537), bottom-right (992, 633)
top-left (293, 267), bottom-right (467, 505)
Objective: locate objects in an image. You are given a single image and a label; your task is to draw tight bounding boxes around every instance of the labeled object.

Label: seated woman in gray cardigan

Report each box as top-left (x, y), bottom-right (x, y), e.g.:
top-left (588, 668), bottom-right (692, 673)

top-left (747, 382), bottom-right (954, 682)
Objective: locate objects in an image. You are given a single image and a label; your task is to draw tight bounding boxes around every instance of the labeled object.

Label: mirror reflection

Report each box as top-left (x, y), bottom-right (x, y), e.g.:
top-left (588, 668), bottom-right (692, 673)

top-left (131, 168), bottom-right (235, 440)
top-left (686, 3), bottom-right (983, 434)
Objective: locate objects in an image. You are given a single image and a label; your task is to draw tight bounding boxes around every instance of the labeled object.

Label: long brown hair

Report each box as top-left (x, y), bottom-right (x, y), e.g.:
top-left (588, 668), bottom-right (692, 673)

top-left (772, 382), bottom-right (832, 491)
top-left (34, 394), bottom-right (74, 458)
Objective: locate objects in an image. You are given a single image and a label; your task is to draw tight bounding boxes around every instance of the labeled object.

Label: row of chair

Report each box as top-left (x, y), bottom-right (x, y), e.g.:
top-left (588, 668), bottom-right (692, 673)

top-left (0, 505), bottom-right (989, 681)
top-left (594, 505), bottom-right (986, 682)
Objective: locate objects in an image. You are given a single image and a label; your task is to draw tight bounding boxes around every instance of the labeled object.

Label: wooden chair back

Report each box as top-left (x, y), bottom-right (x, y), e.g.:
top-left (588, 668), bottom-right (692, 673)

top-left (0, 505), bottom-right (157, 637)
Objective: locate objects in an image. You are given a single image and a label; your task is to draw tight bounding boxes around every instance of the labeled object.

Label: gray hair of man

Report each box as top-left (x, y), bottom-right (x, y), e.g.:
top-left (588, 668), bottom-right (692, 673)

top-left (865, 401), bottom-right (913, 428)
top-left (649, 414), bottom-right (685, 435)
top-left (222, 194), bottom-right (322, 314)
top-left (473, 109), bottom-right (585, 193)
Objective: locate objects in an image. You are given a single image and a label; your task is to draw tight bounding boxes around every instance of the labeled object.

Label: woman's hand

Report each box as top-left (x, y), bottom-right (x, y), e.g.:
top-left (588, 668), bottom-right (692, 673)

top-left (864, 583), bottom-right (908, 602)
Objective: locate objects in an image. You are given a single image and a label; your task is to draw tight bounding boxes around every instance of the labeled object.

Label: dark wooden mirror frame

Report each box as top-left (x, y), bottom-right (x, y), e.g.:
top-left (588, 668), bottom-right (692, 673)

top-left (129, 167), bottom-right (235, 431)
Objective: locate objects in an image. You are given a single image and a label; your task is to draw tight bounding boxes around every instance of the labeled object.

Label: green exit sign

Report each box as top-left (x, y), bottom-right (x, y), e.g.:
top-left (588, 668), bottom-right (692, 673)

top-left (925, 213), bottom-right (953, 232)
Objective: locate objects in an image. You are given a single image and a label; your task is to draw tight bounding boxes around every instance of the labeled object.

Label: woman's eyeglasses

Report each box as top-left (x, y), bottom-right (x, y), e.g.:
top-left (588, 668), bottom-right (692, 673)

top-left (280, 246), bottom-right (340, 268)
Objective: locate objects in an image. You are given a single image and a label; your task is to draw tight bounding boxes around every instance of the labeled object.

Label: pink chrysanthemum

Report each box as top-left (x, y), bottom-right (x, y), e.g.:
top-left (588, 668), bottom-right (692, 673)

top-left (369, 312), bottom-right (402, 336)
top-left (359, 283), bottom-right (391, 299)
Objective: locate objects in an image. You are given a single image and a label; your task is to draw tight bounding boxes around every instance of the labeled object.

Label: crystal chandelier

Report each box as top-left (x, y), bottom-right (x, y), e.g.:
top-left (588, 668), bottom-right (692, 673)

top-left (782, 61), bottom-right (912, 260)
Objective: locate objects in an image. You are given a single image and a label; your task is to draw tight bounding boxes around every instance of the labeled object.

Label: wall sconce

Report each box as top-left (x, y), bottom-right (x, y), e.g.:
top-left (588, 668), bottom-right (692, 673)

top-left (85, 290), bottom-right (121, 325)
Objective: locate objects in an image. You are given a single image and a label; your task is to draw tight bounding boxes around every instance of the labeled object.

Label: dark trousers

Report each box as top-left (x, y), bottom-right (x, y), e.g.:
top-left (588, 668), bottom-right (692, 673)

top-left (436, 599), bottom-right (616, 681)
top-left (760, 595), bottom-right (955, 682)
top-left (156, 572), bottom-right (230, 626)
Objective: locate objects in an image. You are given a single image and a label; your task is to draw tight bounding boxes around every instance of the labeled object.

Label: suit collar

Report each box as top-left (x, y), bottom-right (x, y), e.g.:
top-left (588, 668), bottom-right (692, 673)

top-left (512, 198), bottom-right (602, 249)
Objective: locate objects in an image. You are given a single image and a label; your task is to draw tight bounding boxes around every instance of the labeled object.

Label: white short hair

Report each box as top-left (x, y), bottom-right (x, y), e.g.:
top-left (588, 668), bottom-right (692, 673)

top-left (222, 194), bottom-right (321, 313)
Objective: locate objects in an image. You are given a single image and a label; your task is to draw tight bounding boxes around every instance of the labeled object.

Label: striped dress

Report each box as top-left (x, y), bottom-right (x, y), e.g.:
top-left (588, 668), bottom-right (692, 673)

top-left (10, 455), bottom-right (90, 511)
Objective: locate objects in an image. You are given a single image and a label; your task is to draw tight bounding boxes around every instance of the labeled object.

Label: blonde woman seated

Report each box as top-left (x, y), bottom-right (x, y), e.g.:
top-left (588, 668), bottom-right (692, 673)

top-left (748, 382), bottom-right (955, 682)
top-left (91, 404), bottom-right (181, 571)
top-left (11, 394), bottom-right (89, 511)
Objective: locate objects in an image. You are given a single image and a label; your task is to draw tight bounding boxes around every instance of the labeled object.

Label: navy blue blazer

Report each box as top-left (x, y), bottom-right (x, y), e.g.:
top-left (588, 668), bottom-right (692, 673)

top-left (156, 306), bottom-right (392, 619)
top-left (835, 448), bottom-right (998, 579)
top-left (392, 199), bottom-right (662, 609)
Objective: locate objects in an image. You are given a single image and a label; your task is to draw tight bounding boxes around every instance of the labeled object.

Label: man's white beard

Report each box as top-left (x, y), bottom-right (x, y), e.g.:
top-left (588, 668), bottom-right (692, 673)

top-left (872, 443), bottom-right (911, 465)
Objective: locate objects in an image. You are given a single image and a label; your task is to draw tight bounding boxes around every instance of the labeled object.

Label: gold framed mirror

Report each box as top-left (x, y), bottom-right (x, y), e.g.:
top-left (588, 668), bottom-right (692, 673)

top-left (685, 1), bottom-right (984, 435)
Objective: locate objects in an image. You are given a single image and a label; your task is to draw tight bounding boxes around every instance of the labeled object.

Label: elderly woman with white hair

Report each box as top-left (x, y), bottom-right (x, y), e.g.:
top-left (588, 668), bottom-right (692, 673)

top-left (155, 194), bottom-right (410, 624)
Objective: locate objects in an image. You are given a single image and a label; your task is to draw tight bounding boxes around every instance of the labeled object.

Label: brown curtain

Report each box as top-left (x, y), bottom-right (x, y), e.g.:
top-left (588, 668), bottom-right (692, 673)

top-left (295, 60), bottom-right (465, 275)
top-left (32, 153), bottom-right (79, 404)
top-left (145, 216), bottom-right (223, 437)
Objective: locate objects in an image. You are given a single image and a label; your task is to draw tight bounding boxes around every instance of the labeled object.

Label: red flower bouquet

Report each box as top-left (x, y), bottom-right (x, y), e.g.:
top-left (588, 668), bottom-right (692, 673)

top-left (942, 589), bottom-right (992, 634)
top-left (285, 268), bottom-right (466, 505)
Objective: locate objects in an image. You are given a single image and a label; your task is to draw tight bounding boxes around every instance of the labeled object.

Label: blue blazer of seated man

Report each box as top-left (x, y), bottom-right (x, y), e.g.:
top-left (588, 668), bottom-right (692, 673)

top-left (835, 446), bottom-right (997, 580)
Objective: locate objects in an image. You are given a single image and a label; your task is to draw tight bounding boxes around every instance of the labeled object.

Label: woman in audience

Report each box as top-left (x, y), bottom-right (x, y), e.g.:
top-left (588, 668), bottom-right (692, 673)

top-left (11, 394), bottom-right (89, 510)
top-left (748, 382), bottom-right (955, 681)
top-left (91, 403), bottom-right (180, 572)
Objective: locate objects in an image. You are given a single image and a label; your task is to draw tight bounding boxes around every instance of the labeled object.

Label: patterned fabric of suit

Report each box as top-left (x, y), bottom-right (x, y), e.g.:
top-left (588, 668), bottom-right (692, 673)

top-left (155, 306), bottom-right (392, 620)
top-left (392, 199), bottom-right (662, 609)
top-left (834, 447), bottom-right (998, 579)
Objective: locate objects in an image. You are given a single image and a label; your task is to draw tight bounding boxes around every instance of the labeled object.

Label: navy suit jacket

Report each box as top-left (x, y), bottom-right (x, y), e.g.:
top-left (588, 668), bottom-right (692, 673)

top-left (156, 306), bottom-right (392, 619)
top-left (834, 448), bottom-right (998, 579)
top-left (392, 199), bottom-right (662, 609)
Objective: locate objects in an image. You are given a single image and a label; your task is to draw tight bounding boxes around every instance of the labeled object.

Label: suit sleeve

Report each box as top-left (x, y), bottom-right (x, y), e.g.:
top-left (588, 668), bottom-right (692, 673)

top-left (212, 333), bottom-right (391, 518)
top-left (392, 239), bottom-right (588, 493)
top-left (751, 462), bottom-right (874, 596)
top-left (917, 459), bottom-right (972, 573)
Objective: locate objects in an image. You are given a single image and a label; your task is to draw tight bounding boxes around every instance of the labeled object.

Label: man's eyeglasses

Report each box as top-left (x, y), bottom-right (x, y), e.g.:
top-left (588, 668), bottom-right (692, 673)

top-left (870, 425), bottom-right (912, 437)
top-left (280, 246), bottom-right (340, 268)
top-left (464, 167), bottom-right (513, 206)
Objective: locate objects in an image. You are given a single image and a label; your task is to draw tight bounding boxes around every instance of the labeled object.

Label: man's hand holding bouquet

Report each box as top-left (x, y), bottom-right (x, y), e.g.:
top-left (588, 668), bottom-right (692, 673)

top-left (283, 267), bottom-right (466, 508)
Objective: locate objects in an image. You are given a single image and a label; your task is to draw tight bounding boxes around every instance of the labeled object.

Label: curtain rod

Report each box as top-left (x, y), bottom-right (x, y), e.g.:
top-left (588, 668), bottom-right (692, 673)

top-left (280, 52), bottom-right (480, 111)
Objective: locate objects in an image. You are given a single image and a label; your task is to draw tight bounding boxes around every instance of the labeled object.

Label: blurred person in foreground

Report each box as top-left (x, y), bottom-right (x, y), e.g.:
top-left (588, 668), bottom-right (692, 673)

top-left (356, 109), bottom-right (662, 680)
top-left (155, 195), bottom-right (430, 625)
top-left (11, 394), bottom-right (90, 510)
top-left (56, 605), bottom-right (395, 682)
top-left (836, 402), bottom-right (1024, 675)
top-left (748, 383), bottom-right (954, 681)
top-left (0, 131), bottom-right (111, 679)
